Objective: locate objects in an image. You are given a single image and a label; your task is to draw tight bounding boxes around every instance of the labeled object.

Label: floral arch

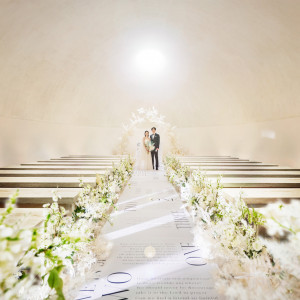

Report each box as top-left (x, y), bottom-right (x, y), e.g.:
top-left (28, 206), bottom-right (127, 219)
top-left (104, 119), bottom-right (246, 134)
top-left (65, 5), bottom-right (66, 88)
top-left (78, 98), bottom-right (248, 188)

top-left (115, 107), bottom-right (184, 156)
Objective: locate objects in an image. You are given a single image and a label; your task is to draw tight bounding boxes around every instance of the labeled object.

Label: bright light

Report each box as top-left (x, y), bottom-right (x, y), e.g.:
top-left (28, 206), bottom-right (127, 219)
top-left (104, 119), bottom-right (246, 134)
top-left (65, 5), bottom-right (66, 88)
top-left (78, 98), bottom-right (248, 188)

top-left (134, 49), bottom-right (166, 77)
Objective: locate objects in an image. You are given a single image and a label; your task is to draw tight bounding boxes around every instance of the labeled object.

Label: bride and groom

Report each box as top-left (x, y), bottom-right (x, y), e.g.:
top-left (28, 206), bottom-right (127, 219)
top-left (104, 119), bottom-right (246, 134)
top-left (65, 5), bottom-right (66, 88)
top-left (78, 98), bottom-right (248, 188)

top-left (138, 127), bottom-right (160, 170)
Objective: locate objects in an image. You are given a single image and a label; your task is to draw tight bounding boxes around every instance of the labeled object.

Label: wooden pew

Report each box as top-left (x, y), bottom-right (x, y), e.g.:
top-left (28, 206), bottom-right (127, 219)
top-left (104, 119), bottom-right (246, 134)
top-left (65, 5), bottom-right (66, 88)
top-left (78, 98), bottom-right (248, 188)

top-left (52, 159), bottom-right (122, 162)
top-left (21, 157), bottom-right (121, 166)
top-left (61, 155), bottom-right (127, 158)
top-left (213, 177), bottom-right (300, 188)
top-left (44, 159), bottom-right (121, 163)
top-left (0, 188), bottom-right (81, 209)
top-left (178, 158), bottom-right (251, 161)
top-left (179, 160), bottom-right (255, 163)
top-left (200, 170), bottom-right (300, 178)
top-left (223, 188), bottom-right (300, 207)
top-left (0, 154), bottom-right (120, 212)
top-left (188, 166), bottom-right (300, 171)
top-left (0, 208), bottom-right (45, 228)
top-left (180, 160), bottom-right (269, 164)
top-left (0, 170), bottom-right (107, 177)
top-left (21, 162), bottom-right (116, 166)
top-left (181, 155), bottom-right (300, 207)
top-left (181, 162), bottom-right (277, 167)
top-left (178, 156), bottom-right (234, 158)
top-left (0, 177), bottom-right (95, 188)
top-left (56, 157), bottom-right (124, 160)
top-left (0, 165), bottom-right (113, 170)
top-left (37, 161), bottom-right (120, 165)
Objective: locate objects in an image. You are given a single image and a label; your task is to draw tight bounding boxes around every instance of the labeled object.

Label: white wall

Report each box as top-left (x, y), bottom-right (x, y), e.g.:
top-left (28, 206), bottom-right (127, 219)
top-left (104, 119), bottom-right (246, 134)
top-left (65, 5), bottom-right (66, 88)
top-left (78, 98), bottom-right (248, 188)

top-left (178, 116), bottom-right (300, 168)
top-left (0, 1), bottom-right (299, 168)
top-left (0, 0), bottom-right (299, 129)
top-left (0, 116), bottom-right (120, 167)
top-left (1, 115), bottom-right (299, 168)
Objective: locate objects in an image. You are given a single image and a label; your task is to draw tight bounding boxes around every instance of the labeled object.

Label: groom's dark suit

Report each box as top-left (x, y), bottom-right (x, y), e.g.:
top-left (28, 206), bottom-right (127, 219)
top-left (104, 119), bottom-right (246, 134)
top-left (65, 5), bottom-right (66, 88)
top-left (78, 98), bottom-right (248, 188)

top-left (150, 133), bottom-right (160, 170)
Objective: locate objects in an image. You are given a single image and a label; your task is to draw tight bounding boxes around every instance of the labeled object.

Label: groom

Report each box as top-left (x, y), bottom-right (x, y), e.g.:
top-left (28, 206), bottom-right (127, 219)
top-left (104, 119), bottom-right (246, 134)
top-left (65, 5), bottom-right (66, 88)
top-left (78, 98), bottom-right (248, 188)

top-left (150, 127), bottom-right (160, 170)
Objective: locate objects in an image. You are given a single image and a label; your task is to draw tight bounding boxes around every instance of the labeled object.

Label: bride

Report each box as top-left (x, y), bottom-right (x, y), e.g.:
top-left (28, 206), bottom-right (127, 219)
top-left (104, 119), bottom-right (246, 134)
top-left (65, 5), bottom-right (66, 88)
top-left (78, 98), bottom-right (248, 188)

top-left (137, 130), bottom-right (153, 170)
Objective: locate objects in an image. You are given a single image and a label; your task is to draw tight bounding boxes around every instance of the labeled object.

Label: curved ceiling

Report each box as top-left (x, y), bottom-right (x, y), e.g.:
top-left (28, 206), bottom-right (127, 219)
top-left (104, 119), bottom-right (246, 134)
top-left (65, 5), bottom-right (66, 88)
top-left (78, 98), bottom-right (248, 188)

top-left (0, 0), bottom-right (299, 127)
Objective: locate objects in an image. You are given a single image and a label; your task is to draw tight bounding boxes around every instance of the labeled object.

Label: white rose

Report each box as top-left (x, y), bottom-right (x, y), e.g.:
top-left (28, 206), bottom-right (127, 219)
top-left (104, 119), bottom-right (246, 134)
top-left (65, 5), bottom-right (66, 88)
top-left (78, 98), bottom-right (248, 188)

top-left (252, 240), bottom-right (263, 252)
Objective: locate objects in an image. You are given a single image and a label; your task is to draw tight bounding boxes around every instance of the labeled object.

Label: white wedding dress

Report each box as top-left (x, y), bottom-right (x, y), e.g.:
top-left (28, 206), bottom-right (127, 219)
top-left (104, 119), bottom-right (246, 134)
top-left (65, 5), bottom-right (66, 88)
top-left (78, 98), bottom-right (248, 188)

top-left (137, 138), bottom-right (153, 170)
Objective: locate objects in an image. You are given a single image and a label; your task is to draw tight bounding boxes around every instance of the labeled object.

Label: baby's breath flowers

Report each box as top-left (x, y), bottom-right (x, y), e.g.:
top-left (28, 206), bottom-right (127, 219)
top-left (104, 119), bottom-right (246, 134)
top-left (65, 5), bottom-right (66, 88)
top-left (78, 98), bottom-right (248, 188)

top-left (0, 156), bottom-right (134, 300)
top-left (165, 155), bottom-right (299, 299)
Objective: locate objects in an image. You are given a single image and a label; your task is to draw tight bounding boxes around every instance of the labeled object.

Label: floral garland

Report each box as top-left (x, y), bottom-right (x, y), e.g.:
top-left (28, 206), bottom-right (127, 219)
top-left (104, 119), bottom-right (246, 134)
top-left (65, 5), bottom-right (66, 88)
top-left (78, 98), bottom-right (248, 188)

top-left (0, 157), bottom-right (134, 300)
top-left (164, 155), bottom-right (300, 299)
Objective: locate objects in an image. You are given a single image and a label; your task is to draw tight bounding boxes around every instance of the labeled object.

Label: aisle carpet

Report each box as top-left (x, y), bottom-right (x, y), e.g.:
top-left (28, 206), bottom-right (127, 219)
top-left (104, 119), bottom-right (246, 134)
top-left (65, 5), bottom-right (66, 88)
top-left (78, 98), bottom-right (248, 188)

top-left (76, 168), bottom-right (219, 299)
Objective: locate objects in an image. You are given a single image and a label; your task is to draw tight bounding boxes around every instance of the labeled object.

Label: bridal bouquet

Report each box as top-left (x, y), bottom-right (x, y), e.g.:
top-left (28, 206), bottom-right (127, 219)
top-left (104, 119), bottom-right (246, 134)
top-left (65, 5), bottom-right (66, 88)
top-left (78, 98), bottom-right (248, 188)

top-left (145, 140), bottom-right (155, 152)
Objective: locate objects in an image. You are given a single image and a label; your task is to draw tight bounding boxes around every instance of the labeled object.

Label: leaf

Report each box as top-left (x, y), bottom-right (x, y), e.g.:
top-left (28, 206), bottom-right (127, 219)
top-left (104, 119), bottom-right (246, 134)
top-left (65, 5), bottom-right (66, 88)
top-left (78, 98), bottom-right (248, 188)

top-left (48, 269), bottom-right (60, 289)
top-left (56, 264), bottom-right (65, 273)
top-left (55, 277), bottom-right (63, 292)
top-left (48, 268), bottom-right (65, 299)
top-left (57, 294), bottom-right (65, 300)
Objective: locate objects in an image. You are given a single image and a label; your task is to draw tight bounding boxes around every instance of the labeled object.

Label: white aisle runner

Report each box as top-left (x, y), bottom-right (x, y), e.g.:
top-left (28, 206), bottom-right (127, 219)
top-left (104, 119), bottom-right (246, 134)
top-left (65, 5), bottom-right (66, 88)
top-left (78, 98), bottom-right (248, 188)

top-left (76, 169), bottom-right (219, 300)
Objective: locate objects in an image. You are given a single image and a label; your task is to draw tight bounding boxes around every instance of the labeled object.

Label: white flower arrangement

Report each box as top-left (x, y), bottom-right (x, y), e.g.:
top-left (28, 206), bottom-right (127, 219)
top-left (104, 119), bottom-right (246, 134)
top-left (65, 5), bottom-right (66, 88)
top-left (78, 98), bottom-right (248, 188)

top-left (0, 157), bottom-right (134, 300)
top-left (165, 155), bottom-right (300, 299)
top-left (116, 107), bottom-right (184, 155)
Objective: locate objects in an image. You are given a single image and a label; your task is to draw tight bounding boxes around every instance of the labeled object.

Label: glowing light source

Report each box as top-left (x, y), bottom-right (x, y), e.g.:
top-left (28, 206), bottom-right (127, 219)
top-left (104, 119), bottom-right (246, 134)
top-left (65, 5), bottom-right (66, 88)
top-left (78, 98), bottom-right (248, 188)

top-left (134, 49), bottom-right (166, 77)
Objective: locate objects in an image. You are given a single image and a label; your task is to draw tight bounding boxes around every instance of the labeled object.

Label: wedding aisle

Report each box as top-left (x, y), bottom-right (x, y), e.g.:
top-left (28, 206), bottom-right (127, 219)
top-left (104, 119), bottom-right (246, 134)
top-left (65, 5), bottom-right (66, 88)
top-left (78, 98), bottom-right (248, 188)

top-left (76, 168), bottom-right (219, 300)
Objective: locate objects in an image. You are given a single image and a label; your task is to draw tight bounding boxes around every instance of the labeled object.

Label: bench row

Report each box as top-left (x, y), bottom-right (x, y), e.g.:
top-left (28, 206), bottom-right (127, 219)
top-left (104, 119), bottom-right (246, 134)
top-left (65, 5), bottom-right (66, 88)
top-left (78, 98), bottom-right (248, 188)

top-left (178, 155), bottom-right (300, 207)
top-left (0, 155), bottom-right (127, 208)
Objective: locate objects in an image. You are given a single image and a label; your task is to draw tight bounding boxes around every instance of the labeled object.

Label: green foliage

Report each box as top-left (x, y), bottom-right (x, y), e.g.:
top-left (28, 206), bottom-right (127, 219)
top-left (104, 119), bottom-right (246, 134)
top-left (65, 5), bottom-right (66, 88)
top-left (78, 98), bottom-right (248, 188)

top-left (164, 156), bottom-right (190, 186)
top-left (0, 189), bottom-right (19, 225)
top-left (242, 206), bottom-right (266, 227)
top-left (165, 155), bottom-right (267, 259)
top-left (48, 266), bottom-right (65, 300)
top-left (270, 216), bottom-right (296, 235)
top-left (0, 156), bottom-right (134, 299)
top-left (72, 206), bottom-right (86, 221)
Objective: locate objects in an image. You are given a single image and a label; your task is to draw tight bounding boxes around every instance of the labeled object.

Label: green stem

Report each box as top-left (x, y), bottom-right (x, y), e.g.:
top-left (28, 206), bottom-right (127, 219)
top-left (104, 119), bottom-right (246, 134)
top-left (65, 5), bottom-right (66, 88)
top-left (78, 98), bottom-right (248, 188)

top-left (271, 216), bottom-right (296, 235)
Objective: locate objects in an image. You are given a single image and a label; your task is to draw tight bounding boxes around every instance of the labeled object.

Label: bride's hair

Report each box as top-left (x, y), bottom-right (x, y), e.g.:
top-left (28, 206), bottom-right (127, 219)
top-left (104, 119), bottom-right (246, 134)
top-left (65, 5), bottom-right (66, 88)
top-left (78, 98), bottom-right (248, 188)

top-left (144, 130), bottom-right (149, 137)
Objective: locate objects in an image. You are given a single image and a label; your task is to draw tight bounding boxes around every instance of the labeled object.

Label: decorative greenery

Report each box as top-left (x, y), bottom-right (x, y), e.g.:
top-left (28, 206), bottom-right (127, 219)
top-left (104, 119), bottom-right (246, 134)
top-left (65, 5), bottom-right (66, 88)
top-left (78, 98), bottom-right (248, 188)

top-left (0, 156), bottom-right (134, 299)
top-left (165, 156), bottom-right (265, 258)
top-left (164, 156), bottom-right (190, 186)
top-left (165, 155), bottom-right (300, 299)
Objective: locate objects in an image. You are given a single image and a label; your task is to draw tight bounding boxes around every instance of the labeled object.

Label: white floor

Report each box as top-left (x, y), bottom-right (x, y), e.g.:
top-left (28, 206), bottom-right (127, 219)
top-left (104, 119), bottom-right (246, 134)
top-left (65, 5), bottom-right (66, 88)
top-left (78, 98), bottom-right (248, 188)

top-left (76, 168), bottom-right (218, 299)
